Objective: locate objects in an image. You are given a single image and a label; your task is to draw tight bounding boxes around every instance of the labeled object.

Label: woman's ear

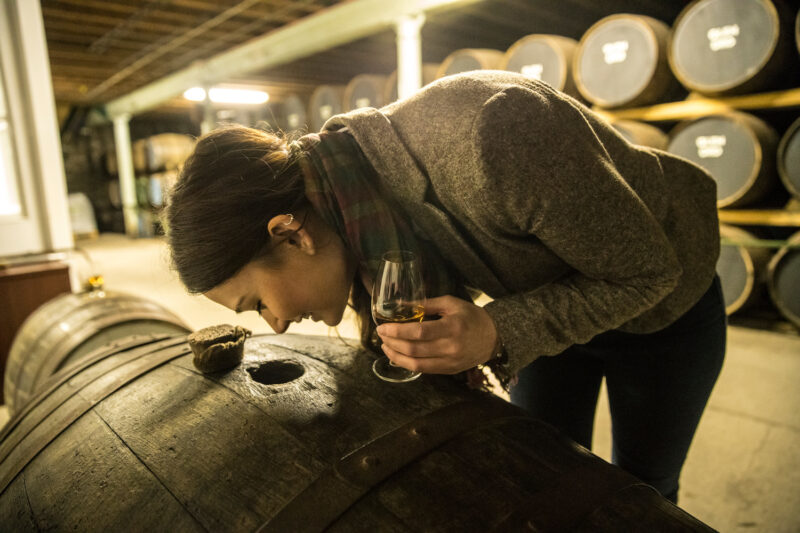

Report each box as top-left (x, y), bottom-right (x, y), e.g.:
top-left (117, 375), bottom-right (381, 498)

top-left (266, 214), bottom-right (315, 254)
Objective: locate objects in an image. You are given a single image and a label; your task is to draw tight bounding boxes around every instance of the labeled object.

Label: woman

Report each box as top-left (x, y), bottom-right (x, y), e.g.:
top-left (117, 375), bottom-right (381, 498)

top-left (166, 71), bottom-right (726, 503)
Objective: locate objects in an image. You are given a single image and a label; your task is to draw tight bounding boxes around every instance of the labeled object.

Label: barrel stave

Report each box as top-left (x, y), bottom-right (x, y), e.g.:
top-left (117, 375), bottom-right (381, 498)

top-left (0, 474), bottom-right (37, 531)
top-left (574, 484), bottom-right (708, 531)
top-left (19, 411), bottom-right (205, 533)
top-left (92, 363), bottom-right (324, 532)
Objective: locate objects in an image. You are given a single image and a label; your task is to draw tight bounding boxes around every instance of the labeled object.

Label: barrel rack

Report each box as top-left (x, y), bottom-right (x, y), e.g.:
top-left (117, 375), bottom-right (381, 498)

top-left (598, 86), bottom-right (800, 230)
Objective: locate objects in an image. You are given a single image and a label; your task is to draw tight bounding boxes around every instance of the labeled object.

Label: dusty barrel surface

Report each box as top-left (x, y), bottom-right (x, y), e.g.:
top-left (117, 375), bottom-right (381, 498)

top-left (3, 290), bottom-right (189, 415)
top-left (501, 34), bottom-right (581, 99)
top-left (669, 0), bottom-right (800, 96)
top-left (667, 111), bottom-right (779, 208)
top-left (574, 14), bottom-right (684, 108)
top-left (0, 333), bottom-right (714, 532)
top-left (767, 231), bottom-right (800, 327)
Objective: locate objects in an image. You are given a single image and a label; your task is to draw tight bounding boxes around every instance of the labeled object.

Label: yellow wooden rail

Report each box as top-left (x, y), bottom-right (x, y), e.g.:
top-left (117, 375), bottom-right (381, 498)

top-left (718, 209), bottom-right (800, 227)
top-left (595, 87), bottom-right (800, 122)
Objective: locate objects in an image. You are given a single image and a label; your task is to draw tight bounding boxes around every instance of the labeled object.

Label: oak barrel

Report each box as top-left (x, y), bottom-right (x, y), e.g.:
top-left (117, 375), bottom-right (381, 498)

top-left (269, 94), bottom-right (308, 133)
top-left (777, 116), bottom-right (800, 199)
top-left (383, 63), bottom-right (440, 104)
top-left (131, 133), bottom-right (196, 174)
top-left (667, 111), bottom-right (780, 208)
top-left (501, 34), bottom-right (582, 99)
top-left (308, 85), bottom-right (345, 132)
top-left (343, 74), bottom-right (389, 112)
top-left (669, 0), bottom-right (800, 96)
top-left (3, 289), bottom-right (189, 414)
top-left (436, 48), bottom-right (504, 79)
top-left (796, 8), bottom-right (799, 54)
top-left (574, 14), bottom-right (684, 109)
top-left (767, 231), bottom-right (800, 327)
top-left (0, 334), bottom-right (714, 532)
top-left (716, 224), bottom-right (771, 314)
top-left (611, 119), bottom-right (669, 150)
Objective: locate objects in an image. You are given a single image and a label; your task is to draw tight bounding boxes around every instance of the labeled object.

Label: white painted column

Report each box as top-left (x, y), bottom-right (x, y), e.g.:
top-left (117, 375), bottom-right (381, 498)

top-left (200, 85), bottom-right (215, 135)
top-left (0, 0), bottom-right (73, 256)
top-left (112, 114), bottom-right (139, 237)
top-left (395, 13), bottom-right (426, 100)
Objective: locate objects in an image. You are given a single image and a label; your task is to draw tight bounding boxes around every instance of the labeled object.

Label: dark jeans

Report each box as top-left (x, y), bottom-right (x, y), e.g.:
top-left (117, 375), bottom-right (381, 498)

top-left (510, 277), bottom-right (726, 503)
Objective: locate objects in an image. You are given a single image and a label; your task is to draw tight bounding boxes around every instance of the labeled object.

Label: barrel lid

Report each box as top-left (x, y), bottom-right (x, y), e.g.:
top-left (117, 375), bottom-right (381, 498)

top-left (345, 75), bottom-right (387, 111)
top-left (670, 0), bottom-right (779, 93)
top-left (310, 85), bottom-right (344, 130)
top-left (575, 15), bottom-right (659, 107)
top-left (767, 231), bottom-right (800, 325)
top-left (778, 117), bottom-right (800, 196)
top-left (502, 35), bottom-right (569, 90)
top-left (442, 53), bottom-right (483, 77)
top-left (282, 94), bottom-right (306, 116)
top-left (717, 243), bottom-right (751, 313)
top-left (667, 114), bottom-right (762, 206)
top-left (274, 94), bottom-right (306, 132)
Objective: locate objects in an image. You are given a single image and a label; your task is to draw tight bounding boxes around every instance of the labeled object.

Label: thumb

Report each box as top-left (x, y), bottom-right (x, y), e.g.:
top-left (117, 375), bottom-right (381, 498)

top-left (423, 295), bottom-right (464, 315)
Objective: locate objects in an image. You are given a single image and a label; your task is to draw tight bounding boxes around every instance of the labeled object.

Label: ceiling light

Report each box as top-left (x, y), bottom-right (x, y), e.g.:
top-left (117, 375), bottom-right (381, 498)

top-left (183, 87), bottom-right (269, 104)
top-left (183, 87), bottom-right (206, 102)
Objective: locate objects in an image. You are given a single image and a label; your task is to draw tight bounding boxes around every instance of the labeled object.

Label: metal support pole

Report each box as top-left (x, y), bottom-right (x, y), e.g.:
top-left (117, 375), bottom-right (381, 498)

top-left (395, 13), bottom-right (426, 100)
top-left (112, 114), bottom-right (138, 237)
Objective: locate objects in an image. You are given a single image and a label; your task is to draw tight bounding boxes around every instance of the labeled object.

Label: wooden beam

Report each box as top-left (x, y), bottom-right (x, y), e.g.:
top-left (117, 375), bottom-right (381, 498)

top-left (106, 0), bottom-right (485, 116)
top-left (41, 7), bottom-right (249, 42)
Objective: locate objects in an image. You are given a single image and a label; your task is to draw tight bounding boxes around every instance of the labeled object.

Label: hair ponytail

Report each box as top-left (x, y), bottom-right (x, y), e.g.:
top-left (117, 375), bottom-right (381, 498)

top-left (166, 125), bottom-right (308, 293)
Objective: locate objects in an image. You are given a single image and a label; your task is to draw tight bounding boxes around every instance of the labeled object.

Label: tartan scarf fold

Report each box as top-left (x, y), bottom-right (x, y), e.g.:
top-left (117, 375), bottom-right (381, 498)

top-left (296, 130), bottom-right (459, 300)
top-left (295, 130), bottom-right (511, 392)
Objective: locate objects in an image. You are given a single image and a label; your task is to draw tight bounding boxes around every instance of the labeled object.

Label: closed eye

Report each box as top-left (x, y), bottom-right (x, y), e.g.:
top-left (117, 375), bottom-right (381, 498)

top-left (255, 300), bottom-right (264, 314)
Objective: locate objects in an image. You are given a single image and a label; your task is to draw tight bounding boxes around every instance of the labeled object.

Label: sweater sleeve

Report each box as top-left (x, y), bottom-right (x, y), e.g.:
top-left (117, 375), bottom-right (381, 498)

top-left (475, 85), bottom-right (682, 375)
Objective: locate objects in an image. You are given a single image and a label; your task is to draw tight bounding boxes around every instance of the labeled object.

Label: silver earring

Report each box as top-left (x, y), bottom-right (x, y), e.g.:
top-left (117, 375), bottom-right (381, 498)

top-left (282, 214), bottom-right (294, 226)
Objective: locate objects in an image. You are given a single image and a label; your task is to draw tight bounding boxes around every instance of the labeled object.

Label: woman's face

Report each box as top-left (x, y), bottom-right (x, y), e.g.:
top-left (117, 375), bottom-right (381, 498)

top-left (204, 214), bottom-right (357, 334)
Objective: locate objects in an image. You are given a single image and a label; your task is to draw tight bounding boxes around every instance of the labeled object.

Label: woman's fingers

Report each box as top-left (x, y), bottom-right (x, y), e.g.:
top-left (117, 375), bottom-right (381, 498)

top-left (375, 295), bottom-right (499, 374)
top-left (381, 344), bottom-right (462, 374)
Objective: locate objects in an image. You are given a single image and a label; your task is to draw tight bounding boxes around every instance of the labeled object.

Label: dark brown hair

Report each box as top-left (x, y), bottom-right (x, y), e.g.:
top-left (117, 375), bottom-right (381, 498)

top-left (166, 125), bottom-right (377, 352)
top-left (165, 125), bottom-right (307, 294)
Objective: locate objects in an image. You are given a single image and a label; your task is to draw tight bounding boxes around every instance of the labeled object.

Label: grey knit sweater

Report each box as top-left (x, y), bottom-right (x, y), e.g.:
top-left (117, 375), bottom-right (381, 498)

top-left (323, 71), bottom-right (720, 376)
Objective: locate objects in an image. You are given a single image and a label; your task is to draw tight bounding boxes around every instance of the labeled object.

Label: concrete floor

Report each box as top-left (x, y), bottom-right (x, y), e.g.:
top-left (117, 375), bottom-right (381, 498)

top-left (3, 233), bottom-right (799, 532)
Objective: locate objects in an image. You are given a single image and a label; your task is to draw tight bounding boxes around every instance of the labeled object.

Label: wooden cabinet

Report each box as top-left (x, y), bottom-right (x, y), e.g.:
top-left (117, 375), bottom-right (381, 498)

top-left (0, 260), bottom-right (71, 401)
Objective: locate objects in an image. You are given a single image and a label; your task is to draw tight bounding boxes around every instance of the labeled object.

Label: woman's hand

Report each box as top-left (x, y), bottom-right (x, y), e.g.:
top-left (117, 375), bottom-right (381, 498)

top-left (376, 295), bottom-right (498, 374)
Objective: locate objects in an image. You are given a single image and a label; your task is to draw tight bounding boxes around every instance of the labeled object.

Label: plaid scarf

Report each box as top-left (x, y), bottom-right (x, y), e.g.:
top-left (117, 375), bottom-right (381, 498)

top-left (295, 129), bottom-right (510, 391)
top-left (296, 130), bottom-right (459, 299)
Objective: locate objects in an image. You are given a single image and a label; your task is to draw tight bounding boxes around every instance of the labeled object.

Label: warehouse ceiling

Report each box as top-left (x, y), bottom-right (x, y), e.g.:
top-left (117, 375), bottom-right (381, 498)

top-left (41, 0), bottom-right (687, 114)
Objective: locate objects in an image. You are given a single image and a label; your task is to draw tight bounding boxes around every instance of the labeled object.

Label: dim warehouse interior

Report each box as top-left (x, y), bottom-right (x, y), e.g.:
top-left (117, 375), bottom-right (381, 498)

top-left (1, 0), bottom-right (800, 531)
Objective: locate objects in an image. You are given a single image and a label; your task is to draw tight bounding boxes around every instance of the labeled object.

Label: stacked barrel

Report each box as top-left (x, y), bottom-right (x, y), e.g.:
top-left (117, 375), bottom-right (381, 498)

top-left (263, 0), bottom-right (800, 329)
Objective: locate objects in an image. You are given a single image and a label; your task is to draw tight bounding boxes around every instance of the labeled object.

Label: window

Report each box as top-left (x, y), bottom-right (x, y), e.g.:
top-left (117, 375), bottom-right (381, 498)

top-left (0, 64), bottom-right (22, 217)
